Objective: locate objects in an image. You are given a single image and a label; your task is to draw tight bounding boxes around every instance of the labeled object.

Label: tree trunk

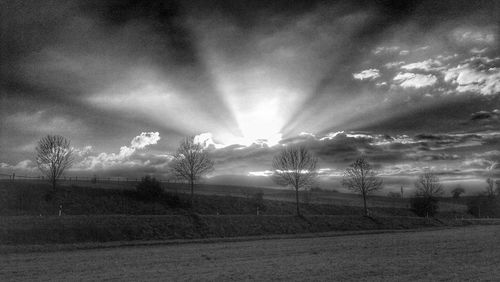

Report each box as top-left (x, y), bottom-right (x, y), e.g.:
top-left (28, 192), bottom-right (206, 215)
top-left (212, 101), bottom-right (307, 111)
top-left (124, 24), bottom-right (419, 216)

top-left (295, 186), bottom-right (300, 216)
top-left (52, 178), bottom-right (57, 191)
top-left (362, 192), bottom-right (368, 216)
top-left (190, 179), bottom-right (194, 207)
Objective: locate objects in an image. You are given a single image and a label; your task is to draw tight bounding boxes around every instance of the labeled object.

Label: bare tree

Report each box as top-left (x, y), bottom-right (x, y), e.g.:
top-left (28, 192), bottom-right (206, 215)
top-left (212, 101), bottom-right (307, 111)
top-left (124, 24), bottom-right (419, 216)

top-left (415, 171), bottom-right (443, 198)
top-left (35, 135), bottom-right (74, 191)
top-left (170, 136), bottom-right (214, 206)
top-left (485, 178), bottom-right (496, 198)
top-left (342, 157), bottom-right (383, 216)
top-left (272, 145), bottom-right (318, 216)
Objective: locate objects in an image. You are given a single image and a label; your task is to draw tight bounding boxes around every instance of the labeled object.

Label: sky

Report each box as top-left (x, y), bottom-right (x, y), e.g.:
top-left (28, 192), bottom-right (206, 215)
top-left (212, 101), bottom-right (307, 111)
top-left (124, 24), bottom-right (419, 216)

top-left (1, 0), bottom-right (499, 194)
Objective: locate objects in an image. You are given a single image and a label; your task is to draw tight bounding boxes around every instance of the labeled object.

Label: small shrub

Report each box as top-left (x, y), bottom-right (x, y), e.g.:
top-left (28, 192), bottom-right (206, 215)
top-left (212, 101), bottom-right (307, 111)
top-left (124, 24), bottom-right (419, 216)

top-left (136, 176), bottom-right (163, 201)
top-left (411, 196), bottom-right (439, 217)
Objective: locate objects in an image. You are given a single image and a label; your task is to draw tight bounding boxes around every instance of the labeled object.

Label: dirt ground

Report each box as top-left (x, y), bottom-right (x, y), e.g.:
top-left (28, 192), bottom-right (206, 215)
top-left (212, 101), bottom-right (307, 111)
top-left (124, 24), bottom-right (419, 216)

top-left (1, 225), bottom-right (499, 281)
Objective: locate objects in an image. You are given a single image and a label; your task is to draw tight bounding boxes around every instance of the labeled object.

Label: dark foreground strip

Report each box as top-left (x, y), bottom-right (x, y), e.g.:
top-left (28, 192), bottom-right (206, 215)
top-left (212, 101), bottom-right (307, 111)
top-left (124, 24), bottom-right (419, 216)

top-left (0, 226), bottom-right (461, 254)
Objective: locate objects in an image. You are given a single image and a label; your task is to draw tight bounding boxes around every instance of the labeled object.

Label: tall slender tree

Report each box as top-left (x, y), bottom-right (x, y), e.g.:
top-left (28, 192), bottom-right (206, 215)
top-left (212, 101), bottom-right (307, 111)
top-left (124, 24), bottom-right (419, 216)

top-left (170, 136), bottom-right (214, 206)
top-left (342, 157), bottom-right (383, 216)
top-left (35, 135), bottom-right (74, 191)
top-left (272, 145), bottom-right (318, 216)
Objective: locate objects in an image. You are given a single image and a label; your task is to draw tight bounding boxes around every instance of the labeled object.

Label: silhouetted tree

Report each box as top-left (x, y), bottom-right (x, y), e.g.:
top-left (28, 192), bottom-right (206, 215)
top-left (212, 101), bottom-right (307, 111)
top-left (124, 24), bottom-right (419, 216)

top-left (415, 171), bottom-right (443, 198)
top-left (35, 135), bottom-right (74, 191)
top-left (170, 136), bottom-right (214, 206)
top-left (272, 145), bottom-right (317, 216)
top-left (451, 186), bottom-right (465, 199)
top-left (485, 178), bottom-right (496, 198)
top-left (412, 171), bottom-right (443, 217)
top-left (342, 157), bottom-right (383, 216)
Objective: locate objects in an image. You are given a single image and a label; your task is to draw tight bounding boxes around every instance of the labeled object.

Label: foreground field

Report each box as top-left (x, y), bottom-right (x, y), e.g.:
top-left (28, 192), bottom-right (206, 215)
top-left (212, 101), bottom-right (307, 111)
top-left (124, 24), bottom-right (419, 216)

top-left (2, 225), bottom-right (499, 281)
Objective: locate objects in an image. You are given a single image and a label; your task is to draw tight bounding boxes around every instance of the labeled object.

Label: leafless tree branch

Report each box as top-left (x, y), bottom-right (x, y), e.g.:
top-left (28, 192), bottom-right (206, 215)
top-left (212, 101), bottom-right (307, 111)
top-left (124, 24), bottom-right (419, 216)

top-left (415, 171), bottom-right (443, 198)
top-left (169, 136), bottom-right (214, 205)
top-left (342, 157), bottom-right (383, 216)
top-left (35, 135), bottom-right (74, 191)
top-left (272, 145), bottom-right (318, 216)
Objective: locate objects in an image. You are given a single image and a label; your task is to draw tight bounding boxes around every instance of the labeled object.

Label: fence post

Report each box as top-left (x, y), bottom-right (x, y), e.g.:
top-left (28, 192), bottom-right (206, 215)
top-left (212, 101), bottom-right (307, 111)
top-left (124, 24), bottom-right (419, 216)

top-left (12, 173), bottom-right (15, 181)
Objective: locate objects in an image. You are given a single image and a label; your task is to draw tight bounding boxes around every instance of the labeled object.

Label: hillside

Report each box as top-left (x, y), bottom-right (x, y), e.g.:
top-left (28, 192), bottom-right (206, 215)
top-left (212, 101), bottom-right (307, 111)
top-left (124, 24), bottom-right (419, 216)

top-left (0, 181), bottom-right (494, 246)
top-left (0, 180), bottom-right (471, 216)
top-left (0, 181), bottom-right (420, 217)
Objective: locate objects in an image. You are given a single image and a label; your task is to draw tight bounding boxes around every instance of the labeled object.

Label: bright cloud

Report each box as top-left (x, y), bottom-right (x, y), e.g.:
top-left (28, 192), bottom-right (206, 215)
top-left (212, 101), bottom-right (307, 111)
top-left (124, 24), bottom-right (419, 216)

top-left (444, 64), bottom-right (500, 95)
top-left (75, 132), bottom-right (161, 170)
top-left (194, 132), bottom-right (225, 149)
top-left (130, 132), bottom-right (161, 149)
top-left (399, 50), bottom-right (409, 56)
top-left (248, 170), bottom-right (274, 177)
top-left (401, 59), bottom-right (443, 71)
top-left (353, 69), bottom-right (381, 80)
top-left (0, 160), bottom-right (37, 172)
top-left (393, 72), bottom-right (438, 88)
top-left (373, 46), bottom-right (400, 54)
top-left (384, 61), bottom-right (405, 69)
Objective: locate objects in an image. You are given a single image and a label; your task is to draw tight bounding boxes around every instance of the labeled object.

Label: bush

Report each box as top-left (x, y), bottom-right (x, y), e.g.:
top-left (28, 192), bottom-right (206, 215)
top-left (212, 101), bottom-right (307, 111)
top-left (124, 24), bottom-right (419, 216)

top-left (410, 196), bottom-right (439, 217)
top-left (136, 176), bottom-right (163, 200)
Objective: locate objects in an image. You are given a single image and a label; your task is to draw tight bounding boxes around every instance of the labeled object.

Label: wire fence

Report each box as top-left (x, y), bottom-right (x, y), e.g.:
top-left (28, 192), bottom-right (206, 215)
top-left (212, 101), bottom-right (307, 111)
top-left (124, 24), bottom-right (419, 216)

top-left (0, 172), bottom-right (181, 184)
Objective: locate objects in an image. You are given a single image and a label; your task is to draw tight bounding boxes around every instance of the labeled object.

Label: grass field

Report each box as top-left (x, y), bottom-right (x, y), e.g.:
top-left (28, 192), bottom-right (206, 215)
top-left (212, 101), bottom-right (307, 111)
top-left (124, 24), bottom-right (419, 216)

top-left (1, 225), bottom-right (499, 281)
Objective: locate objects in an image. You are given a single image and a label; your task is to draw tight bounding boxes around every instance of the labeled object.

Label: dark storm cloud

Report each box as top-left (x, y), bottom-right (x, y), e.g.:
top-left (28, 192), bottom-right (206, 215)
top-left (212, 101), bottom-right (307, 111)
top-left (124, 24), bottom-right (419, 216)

top-left (205, 129), bottom-right (500, 177)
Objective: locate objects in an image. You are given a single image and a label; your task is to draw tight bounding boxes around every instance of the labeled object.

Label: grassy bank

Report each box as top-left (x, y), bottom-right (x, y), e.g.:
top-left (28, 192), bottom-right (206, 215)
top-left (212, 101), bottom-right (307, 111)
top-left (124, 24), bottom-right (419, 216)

top-left (2, 214), bottom-right (492, 245)
top-left (0, 182), bottom-right (418, 217)
top-left (0, 215), bottom-right (498, 244)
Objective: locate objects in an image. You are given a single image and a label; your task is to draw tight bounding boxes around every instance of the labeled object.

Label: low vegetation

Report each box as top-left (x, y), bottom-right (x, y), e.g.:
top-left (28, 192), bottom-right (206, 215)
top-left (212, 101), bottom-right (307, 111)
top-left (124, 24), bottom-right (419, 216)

top-left (0, 180), bottom-right (495, 246)
top-left (0, 213), bottom-right (488, 245)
